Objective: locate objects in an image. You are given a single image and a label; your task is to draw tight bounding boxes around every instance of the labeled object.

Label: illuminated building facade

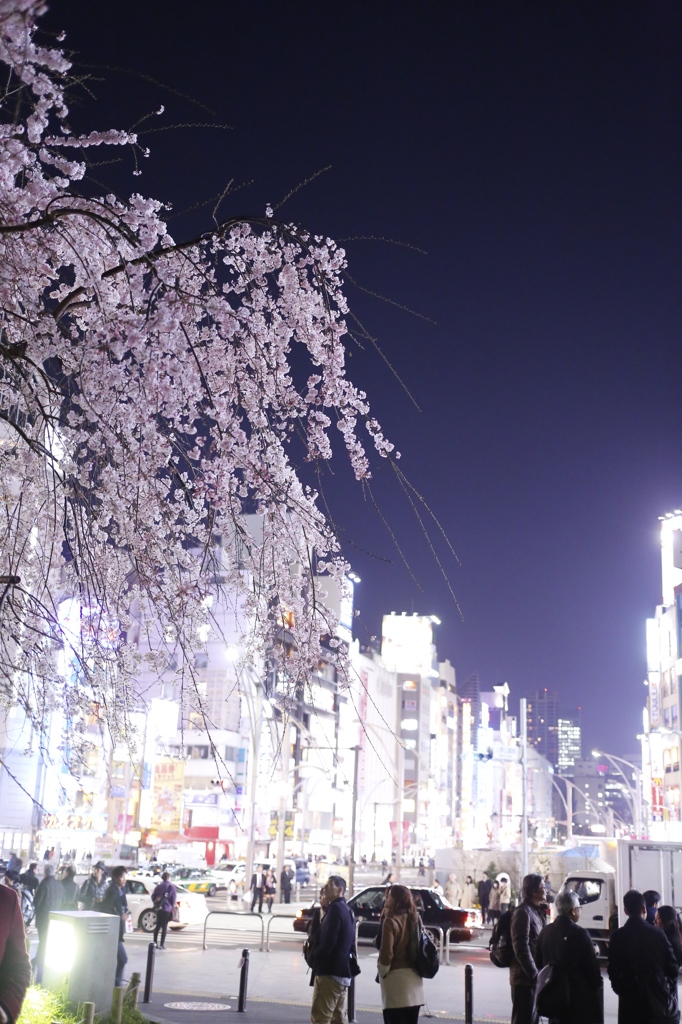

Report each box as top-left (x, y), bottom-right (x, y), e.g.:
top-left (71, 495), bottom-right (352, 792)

top-left (642, 512), bottom-right (682, 839)
top-left (527, 688), bottom-right (559, 767)
top-left (557, 711), bottom-right (582, 773)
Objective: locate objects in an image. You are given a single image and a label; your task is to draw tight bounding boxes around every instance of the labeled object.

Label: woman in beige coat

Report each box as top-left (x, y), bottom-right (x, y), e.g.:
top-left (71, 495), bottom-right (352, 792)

top-left (377, 884), bottom-right (424, 1024)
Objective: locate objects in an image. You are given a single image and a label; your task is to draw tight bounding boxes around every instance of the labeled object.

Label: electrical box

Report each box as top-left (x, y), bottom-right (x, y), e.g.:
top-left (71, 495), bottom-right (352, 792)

top-left (42, 911), bottom-right (119, 1011)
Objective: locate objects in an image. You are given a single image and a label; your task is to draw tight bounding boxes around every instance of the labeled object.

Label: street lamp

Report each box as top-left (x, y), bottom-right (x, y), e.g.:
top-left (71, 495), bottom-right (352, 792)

top-left (531, 769), bottom-right (607, 840)
top-left (592, 749), bottom-right (643, 839)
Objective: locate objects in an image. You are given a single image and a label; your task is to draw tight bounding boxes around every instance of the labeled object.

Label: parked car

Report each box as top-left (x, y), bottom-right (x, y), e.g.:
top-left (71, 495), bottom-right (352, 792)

top-left (293, 885), bottom-right (482, 942)
top-left (123, 875), bottom-right (208, 933)
top-left (167, 867), bottom-right (226, 897)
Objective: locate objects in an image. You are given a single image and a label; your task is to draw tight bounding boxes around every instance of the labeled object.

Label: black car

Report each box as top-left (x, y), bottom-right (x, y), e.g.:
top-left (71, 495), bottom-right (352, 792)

top-left (293, 885), bottom-right (482, 942)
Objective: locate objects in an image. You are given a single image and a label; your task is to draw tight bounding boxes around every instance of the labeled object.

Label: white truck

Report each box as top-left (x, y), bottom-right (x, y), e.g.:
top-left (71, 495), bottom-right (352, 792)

top-left (559, 839), bottom-right (682, 956)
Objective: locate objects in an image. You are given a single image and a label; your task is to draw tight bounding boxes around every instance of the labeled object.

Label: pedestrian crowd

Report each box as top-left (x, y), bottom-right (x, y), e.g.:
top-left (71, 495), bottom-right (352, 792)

top-left (443, 868), bottom-right (513, 920)
top-left (489, 871), bottom-right (682, 1024)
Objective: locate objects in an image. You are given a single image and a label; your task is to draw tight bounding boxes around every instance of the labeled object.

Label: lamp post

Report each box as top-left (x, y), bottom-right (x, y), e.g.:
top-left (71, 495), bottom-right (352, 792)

top-left (592, 749), bottom-right (643, 839)
top-left (533, 770), bottom-right (609, 839)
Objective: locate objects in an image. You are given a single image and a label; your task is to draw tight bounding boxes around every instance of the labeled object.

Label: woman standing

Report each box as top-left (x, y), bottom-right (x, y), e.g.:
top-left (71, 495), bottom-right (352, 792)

top-left (377, 884), bottom-right (424, 1024)
top-left (264, 870), bottom-right (277, 912)
top-left (461, 875), bottom-right (477, 908)
top-left (488, 880), bottom-right (501, 924)
top-left (498, 875), bottom-right (511, 914)
top-left (655, 905), bottom-right (682, 966)
top-left (151, 871), bottom-right (177, 949)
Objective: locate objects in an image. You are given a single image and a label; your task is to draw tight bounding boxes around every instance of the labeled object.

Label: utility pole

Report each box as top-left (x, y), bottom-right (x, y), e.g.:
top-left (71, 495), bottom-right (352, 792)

top-left (348, 745), bottom-right (360, 896)
top-left (244, 673), bottom-right (263, 897)
top-left (275, 716), bottom-right (291, 900)
top-left (520, 697), bottom-right (528, 880)
top-left (394, 740), bottom-right (404, 882)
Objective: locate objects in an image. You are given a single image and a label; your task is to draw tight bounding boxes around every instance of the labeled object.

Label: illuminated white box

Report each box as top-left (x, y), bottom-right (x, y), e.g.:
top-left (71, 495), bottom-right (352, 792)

top-left (43, 911), bottom-right (119, 1011)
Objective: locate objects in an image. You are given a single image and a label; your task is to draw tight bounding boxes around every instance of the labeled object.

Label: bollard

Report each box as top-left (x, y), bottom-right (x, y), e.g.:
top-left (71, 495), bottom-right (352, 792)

top-left (127, 972), bottom-right (141, 1006)
top-left (143, 942), bottom-right (156, 1004)
top-left (347, 977), bottom-right (358, 1024)
top-left (112, 987), bottom-right (124, 1024)
top-left (464, 963), bottom-right (473, 1024)
top-left (83, 1003), bottom-right (95, 1024)
top-left (237, 948), bottom-right (249, 1012)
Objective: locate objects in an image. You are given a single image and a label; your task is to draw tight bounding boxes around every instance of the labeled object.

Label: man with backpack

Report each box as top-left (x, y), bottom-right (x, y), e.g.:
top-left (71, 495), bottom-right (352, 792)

top-left (509, 873), bottom-right (547, 1024)
top-left (536, 889), bottom-right (602, 1023)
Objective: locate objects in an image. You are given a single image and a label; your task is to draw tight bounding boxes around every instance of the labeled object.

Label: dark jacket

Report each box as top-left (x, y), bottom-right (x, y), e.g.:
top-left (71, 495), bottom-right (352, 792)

top-left (151, 880), bottom-right (177, 913)
top-left (18, 870), bottom-right (38, 895)
top-left (281, 869), bottom-right (292, 893)
top-left (0, 885), bottom-right (31, 1024)
top-left (608, 914), bottom-right (680, 1024)
top-left (33, 875), bottom-right (63, 925)
top-left (100, 882), bottom-right (129, 940)
top-left (61, 877), bottom-right (79, 910)
top-left (478, 878), bottom-right (492, 907)
top-left (79, 874), bottom-right (108, 910)
top-left (510, 900), bottom-right (546, 987)
top-left (311, 896), bottom-right (355, 977)
top-left (537, 914), bottom-right (603, 1023)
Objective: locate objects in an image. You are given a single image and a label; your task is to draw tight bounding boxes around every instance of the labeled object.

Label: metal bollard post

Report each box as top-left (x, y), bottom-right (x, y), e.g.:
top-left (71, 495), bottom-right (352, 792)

top-left (111, 987), bottom-right (124, 1024)
top-left (237, 948), bottom-right (249, 1012)
top-left (142, 942), bottom-right (156, 1004)
top-left (83, 1003), bottom-right (95, 1024)
top-left (464, 963), bottom-right (473, 1024)
top-left (347, 977), bottom-right (357, 1024)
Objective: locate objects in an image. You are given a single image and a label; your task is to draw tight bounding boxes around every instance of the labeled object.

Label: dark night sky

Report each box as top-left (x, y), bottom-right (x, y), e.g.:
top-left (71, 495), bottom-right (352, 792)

top-left (44, 2), bottom-right (682, 756)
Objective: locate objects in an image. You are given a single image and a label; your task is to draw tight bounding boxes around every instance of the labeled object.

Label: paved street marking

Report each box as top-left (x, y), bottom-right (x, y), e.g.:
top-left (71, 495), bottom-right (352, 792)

top-left (163, 1003), bottom-right (231, 1011)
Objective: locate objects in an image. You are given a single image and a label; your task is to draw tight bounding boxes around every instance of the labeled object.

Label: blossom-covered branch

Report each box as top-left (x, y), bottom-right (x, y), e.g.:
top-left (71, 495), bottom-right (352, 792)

top-left (0, 0), bottom-right (394, 760)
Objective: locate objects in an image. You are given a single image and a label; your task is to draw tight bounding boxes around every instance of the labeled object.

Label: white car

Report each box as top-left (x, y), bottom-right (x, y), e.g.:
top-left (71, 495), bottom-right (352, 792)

top-left (124, 875), bottom-right (208, 933)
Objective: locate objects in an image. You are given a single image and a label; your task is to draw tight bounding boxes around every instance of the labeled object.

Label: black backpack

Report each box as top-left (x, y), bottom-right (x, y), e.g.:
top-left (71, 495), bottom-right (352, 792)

top-left (489, 908), bottom-right (515, 967)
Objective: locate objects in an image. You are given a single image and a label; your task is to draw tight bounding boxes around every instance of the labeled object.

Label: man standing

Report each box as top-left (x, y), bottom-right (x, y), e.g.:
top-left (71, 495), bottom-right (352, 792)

top-left (250, 865), bottom-right (264, 913)
top-left (0, 883), bottom-right (31, 1024)
top-left (79, 861), bottom-right (108, 910)
top-left (99, 866), bottom-right (130, 987)
top-left (509, 873), bottom-right (546, 1024)
top-left (608, 888), bottom-right (679, 1024)
top-left (310, 876), bottom-right (355, 1024)
top-left (478, 871), bottom-right (493, 924)
top-left (32, 864), bottom-right (63, 982)
top-left (18, 864), bottom-right (38, 897)
top-left (281, 865), bottom-right (293, 904)
top-left (642, 889), bottom-right (661, 926)
top-left (537, 889), bottom-right (602, 1023)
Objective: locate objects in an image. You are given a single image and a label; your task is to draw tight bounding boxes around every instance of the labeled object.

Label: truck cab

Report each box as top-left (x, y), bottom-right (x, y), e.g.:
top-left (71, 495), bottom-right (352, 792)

top-left (559, 869), bottom-right (615, 957)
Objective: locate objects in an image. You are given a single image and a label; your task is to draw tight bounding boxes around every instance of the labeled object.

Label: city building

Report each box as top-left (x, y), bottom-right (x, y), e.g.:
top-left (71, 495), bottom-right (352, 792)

top-left (642, 512), bottom-right (682, 839)
top-left (557, 710), bottom-right (582, 773)
top-left (526, 688), bottom-right (559, 767)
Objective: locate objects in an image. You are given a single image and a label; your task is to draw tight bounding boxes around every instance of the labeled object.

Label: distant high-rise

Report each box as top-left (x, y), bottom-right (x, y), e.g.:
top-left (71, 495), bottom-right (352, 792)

top-left (526, 689), bottom-right (559, 767)
top-left (557, 710), bottom-right (582, 773)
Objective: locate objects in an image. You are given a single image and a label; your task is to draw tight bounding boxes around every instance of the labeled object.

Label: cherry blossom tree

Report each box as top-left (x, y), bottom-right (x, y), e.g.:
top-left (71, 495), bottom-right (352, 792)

top-left (0, 0), bottom-right (395, 761)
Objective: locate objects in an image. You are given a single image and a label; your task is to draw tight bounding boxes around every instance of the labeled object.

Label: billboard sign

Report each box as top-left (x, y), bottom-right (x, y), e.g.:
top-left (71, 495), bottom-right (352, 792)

top-left (150, 759), bottom-right (185, 831)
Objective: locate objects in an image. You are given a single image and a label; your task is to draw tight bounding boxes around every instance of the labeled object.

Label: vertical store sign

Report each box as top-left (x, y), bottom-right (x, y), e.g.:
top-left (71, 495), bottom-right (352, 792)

top-left (150, 759), bottom-right (185, 831)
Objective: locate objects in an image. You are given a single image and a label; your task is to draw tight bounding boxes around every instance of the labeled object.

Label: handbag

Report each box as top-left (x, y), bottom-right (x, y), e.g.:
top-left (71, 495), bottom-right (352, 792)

top-left (534, 961), bottom-right (570, 1019)
top-left (171, 904), bottom-right (180, 923)
top-left (349, 950), bottom-right (361, 978)
top-left (414, 925), bottom-right (439, 979)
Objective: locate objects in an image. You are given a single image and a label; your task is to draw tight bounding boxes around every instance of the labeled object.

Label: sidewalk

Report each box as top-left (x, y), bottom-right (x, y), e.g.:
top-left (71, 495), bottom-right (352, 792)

top-left (142, 992), bottom-right (507, 1024)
